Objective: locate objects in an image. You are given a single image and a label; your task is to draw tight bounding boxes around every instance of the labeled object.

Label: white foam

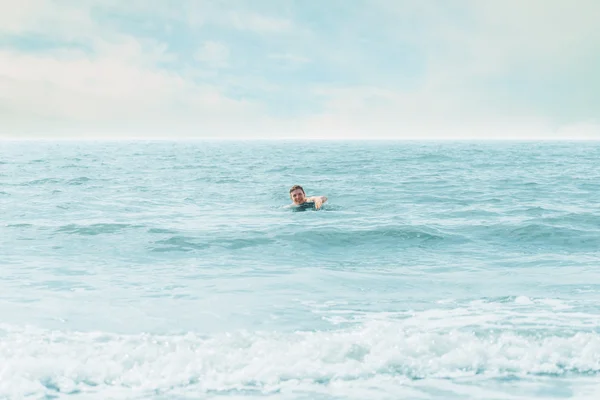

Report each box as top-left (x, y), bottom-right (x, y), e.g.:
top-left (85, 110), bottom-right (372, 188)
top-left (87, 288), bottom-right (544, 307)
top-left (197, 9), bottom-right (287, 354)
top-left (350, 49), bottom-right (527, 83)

top-left (1, 309), bottom-right (599, 399)
top-left (514, 295), bottom-right (533, 305)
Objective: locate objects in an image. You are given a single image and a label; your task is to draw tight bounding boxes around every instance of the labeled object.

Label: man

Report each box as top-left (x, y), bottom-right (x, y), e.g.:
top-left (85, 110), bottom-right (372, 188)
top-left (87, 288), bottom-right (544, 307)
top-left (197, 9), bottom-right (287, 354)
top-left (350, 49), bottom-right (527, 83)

top-left (289, 184), bottom-right (327, 210)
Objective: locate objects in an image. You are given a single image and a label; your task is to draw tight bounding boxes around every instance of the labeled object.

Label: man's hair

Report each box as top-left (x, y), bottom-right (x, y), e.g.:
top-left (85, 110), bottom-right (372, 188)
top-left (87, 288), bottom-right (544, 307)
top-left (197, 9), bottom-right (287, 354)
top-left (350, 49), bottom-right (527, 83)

top-left (289, 184), bottom-right (305, 194)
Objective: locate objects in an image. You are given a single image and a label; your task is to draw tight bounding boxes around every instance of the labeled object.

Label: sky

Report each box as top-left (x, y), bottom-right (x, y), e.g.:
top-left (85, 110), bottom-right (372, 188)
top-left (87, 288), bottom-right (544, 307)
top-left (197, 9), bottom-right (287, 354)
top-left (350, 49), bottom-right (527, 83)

top-left (1, 0), bottom-right (599, 140)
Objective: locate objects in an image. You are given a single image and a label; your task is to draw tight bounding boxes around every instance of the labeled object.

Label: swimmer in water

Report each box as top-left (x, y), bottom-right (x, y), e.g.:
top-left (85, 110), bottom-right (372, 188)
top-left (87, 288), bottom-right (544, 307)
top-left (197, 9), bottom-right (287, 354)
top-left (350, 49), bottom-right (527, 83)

top-left (289, 184), bottom-right (327, 210)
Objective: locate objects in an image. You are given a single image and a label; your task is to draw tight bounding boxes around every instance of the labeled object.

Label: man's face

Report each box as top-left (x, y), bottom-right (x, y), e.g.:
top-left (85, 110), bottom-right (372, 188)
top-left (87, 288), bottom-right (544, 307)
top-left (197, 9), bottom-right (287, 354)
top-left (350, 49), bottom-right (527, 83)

top-left (290, 188), bottom-right (306, 204)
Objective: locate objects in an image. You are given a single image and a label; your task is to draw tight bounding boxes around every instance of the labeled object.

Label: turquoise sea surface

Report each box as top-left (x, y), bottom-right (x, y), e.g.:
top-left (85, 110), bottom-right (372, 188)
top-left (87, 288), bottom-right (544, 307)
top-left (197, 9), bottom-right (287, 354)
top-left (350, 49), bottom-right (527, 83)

top-left (1, 141), bottom-right (599, 399)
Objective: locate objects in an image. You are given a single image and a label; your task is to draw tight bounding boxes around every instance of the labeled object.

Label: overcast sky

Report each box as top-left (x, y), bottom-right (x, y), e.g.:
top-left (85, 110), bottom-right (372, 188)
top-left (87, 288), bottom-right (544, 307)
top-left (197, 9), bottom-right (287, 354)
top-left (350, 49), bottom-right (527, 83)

top-left (1, 0), bottom-right (599, 140)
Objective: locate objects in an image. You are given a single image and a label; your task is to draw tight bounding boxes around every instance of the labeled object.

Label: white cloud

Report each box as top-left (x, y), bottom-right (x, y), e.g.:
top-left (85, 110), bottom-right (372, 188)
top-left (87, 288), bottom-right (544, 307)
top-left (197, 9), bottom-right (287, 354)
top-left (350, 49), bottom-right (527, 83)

top-left (0, 1), bottom-right (287, 138)
top-left (296, 84), bottom-right (600, 140)
top-left (375, 0), bottom-right (600, 82)
top-left (195, 41), bottom-right (230, 68)
top-left (268, 53), bottom-right (310, 65)
top-left (1, 0), bottom-right (598, 139)
top-left (553, 121), bottom-right (600, 140)
top-left (227, 11), bottom-right (293, 33)
top-left (312, 0), bottom-right (600, 139)
top-left (0, 43), bottom-right (270, 138)
top-left (0, 0), bottom-right (97, 39)
top-left (468, 0), bottom-right (600, 56)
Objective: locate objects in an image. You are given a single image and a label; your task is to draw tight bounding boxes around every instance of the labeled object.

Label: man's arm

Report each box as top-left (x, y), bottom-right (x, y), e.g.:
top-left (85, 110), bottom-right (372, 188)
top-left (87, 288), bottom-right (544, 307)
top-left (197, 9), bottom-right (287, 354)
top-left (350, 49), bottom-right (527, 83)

top-left (307, 195), bottom-right (327, 209)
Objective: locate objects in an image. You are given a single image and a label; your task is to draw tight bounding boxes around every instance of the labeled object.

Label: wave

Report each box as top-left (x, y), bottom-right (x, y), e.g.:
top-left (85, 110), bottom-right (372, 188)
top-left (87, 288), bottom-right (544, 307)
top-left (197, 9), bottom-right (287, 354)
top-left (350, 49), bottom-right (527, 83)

top-left (438, 208), bottom-right (502, 218)
top-left (470, 222), bottom-right (600, 250)
top-left (413, 153), bottom-right (455, 162)
top-left (539, 212), bottom-right (600, 230)
top-left (145, 225), bottom-right (462, 253)
top-left (56, 223), bottom-right (136, 236)
top-left (60, 164), bottom-right (90, 169)
top-left (149, 234), bottom-right (275, 253)
top-left (67, 177), bottom-right (92, 185)
top-left (51, 219), bottom-right (598, 252)
top-left (520, 206), bottom-right (563, 216)
top-left (1, 308), bottom-right (598, 398)
top-left (21, 178), bottom-right (62, 186)
top-left (6, 223), bottom-right (34, 228)
top-left (147, 228), bottom-right (177, 234)
top-left (509, 223), bottom-right (599, 248)
top-left (193, 176), bottom-right (241, 184)
top-left (150, 236), bottom-right (210, 252)
top-left (280, 226), bottom-right (450, 247)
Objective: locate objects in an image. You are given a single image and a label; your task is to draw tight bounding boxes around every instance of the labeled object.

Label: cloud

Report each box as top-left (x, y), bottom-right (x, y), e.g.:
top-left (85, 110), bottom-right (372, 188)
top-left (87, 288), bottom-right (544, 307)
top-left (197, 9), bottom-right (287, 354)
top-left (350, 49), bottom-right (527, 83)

top-left (268, 53), bottom-right (310, 65)
top-left (297, 0), bottom-right (600, 139)
top-left (0, 42), bottom-right (270, 138)
top-left (227, 11), bottom-right (293, 33)
top-left (375, 0), bottom-right (600, 117)
top-left (0, 1), bottom-right (287, 138)
top-left (0, 0), bottom-right (598, 139)
top-left (195, 41), bottom-right (230, 69)
top-left (0, 0), bottom-right (100, 44)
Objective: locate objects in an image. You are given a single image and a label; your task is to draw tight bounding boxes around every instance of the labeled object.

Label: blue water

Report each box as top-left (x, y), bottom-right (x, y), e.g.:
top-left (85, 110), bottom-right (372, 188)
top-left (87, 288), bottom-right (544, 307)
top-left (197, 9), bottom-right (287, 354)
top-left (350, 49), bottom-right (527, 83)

top-left (1, 141), bottom-right (599, 399)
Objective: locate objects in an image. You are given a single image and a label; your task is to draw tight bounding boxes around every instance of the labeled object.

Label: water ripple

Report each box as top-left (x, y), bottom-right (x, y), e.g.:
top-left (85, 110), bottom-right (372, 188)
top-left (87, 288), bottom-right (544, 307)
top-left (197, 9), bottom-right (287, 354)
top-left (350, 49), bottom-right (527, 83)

top-left (56, 223), bottom-right (136, 236)
top-left (2, 141), bottom-right (600, 399)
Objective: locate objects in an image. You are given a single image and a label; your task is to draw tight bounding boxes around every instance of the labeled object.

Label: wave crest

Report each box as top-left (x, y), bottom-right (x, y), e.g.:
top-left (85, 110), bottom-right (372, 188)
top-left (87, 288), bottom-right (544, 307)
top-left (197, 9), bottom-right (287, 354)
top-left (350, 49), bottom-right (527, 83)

top-left (1, 317), bottom-right (598, 399)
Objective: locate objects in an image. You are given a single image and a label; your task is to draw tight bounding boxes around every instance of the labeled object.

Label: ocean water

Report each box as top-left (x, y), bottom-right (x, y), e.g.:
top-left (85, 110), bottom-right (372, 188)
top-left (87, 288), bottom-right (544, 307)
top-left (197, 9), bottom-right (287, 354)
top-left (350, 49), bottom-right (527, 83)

top-left (1, 140), bottom-right (599, 399)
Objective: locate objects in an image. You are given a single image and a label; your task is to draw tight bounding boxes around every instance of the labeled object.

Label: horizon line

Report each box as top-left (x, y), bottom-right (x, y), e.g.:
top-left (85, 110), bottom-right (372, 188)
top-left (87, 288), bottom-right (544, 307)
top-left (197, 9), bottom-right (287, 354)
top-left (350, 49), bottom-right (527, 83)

top-left (1, 137), bottom-right (600, 142)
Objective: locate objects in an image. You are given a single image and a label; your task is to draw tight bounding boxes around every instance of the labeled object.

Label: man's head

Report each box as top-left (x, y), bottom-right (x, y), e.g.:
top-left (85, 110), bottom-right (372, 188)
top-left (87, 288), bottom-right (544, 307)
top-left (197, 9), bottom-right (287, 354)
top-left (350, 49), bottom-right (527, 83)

top-left (289, 184), bottom-right (306, 204)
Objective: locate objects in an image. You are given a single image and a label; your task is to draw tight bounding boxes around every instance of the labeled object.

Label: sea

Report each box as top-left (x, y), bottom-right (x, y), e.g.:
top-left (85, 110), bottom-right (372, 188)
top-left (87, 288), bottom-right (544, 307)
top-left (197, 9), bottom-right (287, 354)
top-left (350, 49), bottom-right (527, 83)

top-left (1, 140), bottom-right (599, 399)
